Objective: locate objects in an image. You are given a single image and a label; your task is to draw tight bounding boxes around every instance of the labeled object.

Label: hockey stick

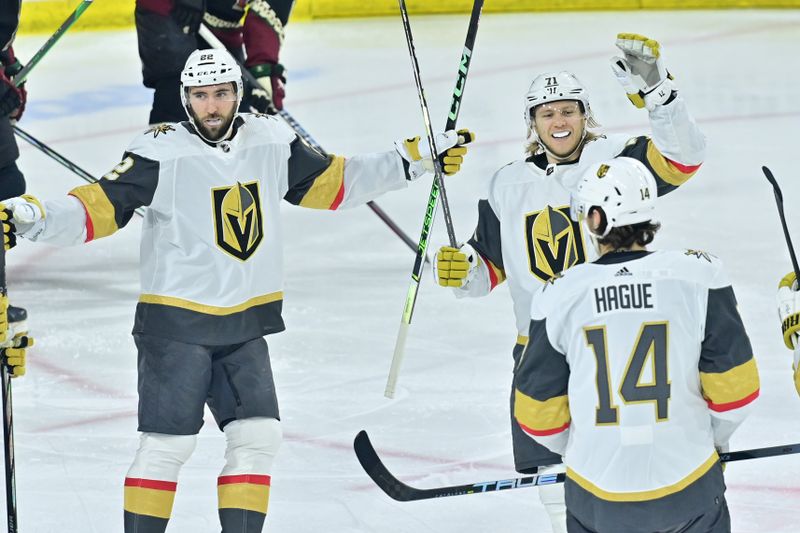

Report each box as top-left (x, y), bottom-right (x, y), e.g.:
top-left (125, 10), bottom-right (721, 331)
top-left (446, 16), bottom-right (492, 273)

top-left (12, 126), bottom-right (145, 218)
top-left (196, 24), bottom-right (423, 258)
top-left (0, 241), bottom-right (17, 531)
top-left (354, 430), bottom-right (800, 502)
top-left (763, 166), bottom-right (800, 280)
top-left (14, 0), bottom-right (95, 85)
top-left (385, 0), bottom-right (483, 398)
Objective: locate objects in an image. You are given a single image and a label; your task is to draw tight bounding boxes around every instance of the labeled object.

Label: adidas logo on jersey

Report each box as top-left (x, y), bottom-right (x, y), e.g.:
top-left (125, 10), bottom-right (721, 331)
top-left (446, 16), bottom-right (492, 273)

top-left (615, 267), bottom-right (633, 277)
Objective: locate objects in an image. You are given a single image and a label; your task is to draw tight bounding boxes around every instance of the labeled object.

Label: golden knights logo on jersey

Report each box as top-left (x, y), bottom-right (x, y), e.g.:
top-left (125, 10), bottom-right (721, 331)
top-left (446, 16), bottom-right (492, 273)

top-left (212, 180), bottom-right (264, 261)
top-left (525, 205), bottom-right (586, 282)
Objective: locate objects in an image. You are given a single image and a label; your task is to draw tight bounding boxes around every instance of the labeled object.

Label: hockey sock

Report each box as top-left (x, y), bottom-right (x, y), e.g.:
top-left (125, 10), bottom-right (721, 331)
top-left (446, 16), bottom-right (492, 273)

top-left (218, 418), bottom-right (281, 532)
top-left (124, 432), bottom-right (197, 532)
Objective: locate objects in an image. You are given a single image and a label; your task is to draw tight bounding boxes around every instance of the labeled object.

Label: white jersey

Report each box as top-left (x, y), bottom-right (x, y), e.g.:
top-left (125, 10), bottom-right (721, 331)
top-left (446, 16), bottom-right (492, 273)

top-left (457, 97), bottom-right (706, 341)
top-left (28, 114), bottom-right (409, 344)
top-left (514, 250), bottom-right (759, 504)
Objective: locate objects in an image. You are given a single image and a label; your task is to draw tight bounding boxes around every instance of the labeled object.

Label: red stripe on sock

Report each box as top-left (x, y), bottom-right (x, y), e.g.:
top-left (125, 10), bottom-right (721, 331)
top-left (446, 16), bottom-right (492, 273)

top-left (124, 477), bottom-right (177, 491)
top-left (218, 474), bottom-right (271, 486)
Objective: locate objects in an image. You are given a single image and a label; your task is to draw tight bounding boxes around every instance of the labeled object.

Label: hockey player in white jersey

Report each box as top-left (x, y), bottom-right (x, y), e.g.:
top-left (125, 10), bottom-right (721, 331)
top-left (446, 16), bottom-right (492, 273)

top-left (777, 272), bottom-right (800, 395)
top-left (432, 33), bottom-right (706, 532)
top-left (0, 49), bottom-right (473, 533)
top-left (514, 157), bottom-right (759, 533)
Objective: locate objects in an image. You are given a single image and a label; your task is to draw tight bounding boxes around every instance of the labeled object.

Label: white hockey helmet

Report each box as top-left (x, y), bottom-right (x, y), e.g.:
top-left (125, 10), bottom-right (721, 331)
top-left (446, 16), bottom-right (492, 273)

top-left (180, 48), bottom-right (243, 113)
top-left (570, 157), bottom-right (657, 237)
top-left (524, 71), bottom-right (599, 137)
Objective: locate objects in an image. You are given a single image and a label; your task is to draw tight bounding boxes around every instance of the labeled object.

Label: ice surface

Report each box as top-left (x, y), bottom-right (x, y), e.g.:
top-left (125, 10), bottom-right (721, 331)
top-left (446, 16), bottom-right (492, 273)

top-left (6, 8), bottom-right (800, 532)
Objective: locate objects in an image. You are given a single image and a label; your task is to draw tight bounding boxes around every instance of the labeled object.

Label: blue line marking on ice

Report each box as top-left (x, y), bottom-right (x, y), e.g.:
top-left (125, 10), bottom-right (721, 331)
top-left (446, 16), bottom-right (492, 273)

top-left (25, 84), bottom-right (151, 121)
top-left (24, 69), bottom-right (322, 121)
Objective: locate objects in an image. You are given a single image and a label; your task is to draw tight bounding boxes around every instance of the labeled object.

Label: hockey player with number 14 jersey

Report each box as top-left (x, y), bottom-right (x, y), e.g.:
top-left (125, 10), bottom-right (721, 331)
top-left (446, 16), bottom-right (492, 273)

top-left (0, 49), bottom-right (473, 532)
top-left (514, 157), bottom-right (760, 533)
top-left (433, 33), bottom-right (706, 532)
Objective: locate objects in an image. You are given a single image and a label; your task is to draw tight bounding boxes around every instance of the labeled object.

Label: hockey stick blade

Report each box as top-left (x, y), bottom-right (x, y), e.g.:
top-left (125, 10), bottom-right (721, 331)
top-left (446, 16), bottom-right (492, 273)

top-left (355, 430), bottom-right (800, 502)
top-left (353, 430), bottom-right (564, 502)
top-left (763, 166), bottom-right (800, 280)
top-left (763, 166), bottom-right (782, 203)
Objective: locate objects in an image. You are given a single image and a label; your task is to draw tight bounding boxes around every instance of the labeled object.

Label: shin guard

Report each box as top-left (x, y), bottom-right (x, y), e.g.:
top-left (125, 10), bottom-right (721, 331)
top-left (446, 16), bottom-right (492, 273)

top-left (124, 432), bottom-right (197, 533)
top-left (218, 418), bottom-right (282, 532)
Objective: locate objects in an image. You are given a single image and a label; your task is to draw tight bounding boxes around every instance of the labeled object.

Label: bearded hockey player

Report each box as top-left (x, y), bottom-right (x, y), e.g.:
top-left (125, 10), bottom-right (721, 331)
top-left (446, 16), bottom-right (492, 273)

top-left (777, 271), bottom-right (800, 395)
top-left (514, 157), bottom-right (759, 533)
top-left (0, 49), bottom-right (473, 532)
top-left (432, 34), bottom-right (706, 532)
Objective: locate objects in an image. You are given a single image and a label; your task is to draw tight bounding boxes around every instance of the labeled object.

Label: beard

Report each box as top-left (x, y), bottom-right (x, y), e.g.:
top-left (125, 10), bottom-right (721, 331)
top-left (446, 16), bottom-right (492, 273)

top-left (190, 108), bottom-right (236, 142)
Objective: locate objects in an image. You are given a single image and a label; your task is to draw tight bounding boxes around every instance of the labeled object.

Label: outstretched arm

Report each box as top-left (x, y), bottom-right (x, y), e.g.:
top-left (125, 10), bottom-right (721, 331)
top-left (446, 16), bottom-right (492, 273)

top-left (611, 34), bottom-right (706, 193)
top-left (284, 129), bottom-right (473, 210)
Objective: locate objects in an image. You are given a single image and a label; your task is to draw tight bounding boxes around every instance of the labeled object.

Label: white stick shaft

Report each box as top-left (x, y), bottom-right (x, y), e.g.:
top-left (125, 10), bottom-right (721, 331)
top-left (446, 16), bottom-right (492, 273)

top-left (385, 320), bottom-right (410, 398)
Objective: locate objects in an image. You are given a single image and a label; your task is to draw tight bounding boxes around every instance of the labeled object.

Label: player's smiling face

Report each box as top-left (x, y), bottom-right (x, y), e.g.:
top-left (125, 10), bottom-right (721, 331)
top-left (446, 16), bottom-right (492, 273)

top-left (533, 100), bottom-right (586, 161)
top-left (187, 82), bottom-right (238, 141)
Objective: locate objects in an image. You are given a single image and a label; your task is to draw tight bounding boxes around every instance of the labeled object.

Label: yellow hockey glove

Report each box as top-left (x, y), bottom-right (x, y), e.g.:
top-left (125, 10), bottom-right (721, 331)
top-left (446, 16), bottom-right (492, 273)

top-left (396, 129), bottom-right (475, 180)
top-left (3, 332), bottom-right (32, 378)
top-left (435, 244), bottom-right (481, 288)
top-left (778, 272), bottom-right (800, 350)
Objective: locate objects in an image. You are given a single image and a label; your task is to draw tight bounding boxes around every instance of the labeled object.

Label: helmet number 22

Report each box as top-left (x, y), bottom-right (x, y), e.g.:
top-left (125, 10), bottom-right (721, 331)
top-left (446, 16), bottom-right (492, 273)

top-left (584, 322), bottom-right (671, 425)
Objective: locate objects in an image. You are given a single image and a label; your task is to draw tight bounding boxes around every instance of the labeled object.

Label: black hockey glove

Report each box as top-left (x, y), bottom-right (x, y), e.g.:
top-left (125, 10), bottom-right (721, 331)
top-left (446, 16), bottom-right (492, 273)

top-left (172, 0), bottom-right (206, 35)
top-left (0, 47), bottom-right (26, 119)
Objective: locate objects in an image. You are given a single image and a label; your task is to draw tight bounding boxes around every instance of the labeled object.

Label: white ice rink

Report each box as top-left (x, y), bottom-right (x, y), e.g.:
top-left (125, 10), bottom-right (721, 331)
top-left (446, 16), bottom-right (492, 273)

top-left (6, 7), bottom-right (800, 532)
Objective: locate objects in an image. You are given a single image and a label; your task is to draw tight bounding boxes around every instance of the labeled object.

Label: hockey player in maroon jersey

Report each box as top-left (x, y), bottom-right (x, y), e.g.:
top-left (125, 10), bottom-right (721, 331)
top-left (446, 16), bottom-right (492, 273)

top-left (515, 157), bottom-right (759, 533)
top-left (777, 272), bottom-right (800, 395)
top-left (0, 49), bottom-right (473, 532)
top-left (433, 34), bottom-right (706, 532)
top-left (135, 0), bottom-right (293, 124)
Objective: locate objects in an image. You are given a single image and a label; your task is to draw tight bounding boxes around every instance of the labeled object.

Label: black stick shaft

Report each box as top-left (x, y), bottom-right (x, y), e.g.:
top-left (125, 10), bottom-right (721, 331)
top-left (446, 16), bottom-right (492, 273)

top-left (763, 166), bottom-right (800, 280)
top-left (0, 234), bottom-right (17, 531)
top-left (397, 0), bottom-right (456, 247)
top-left (384, 0), bottom-right (482, 398)
top-left (405, 0), bottom-right (482, 299)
